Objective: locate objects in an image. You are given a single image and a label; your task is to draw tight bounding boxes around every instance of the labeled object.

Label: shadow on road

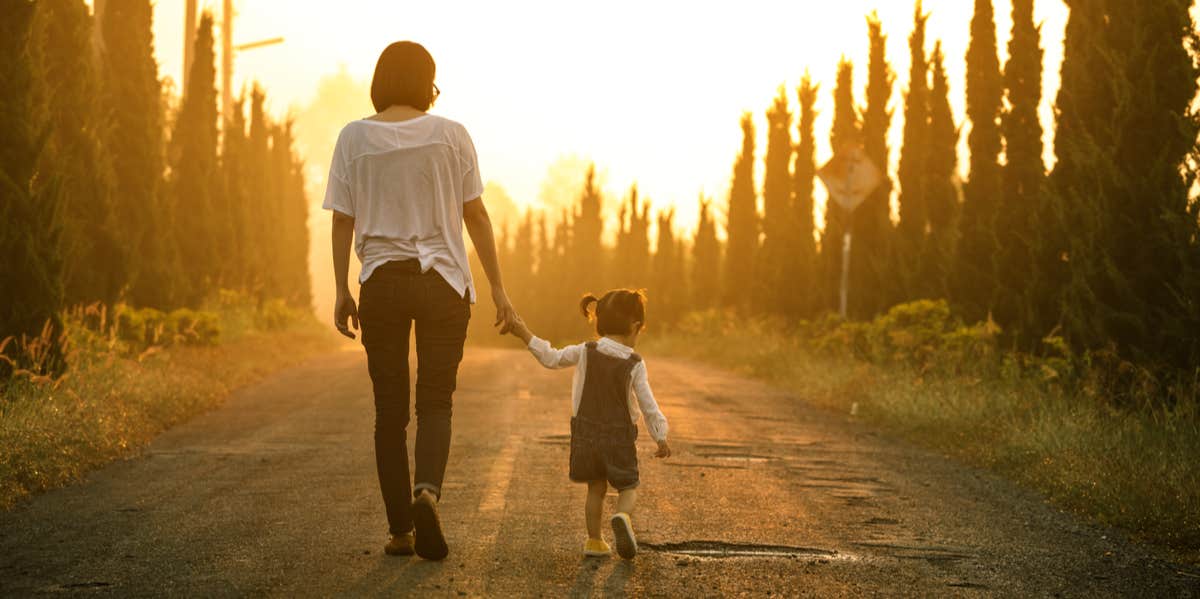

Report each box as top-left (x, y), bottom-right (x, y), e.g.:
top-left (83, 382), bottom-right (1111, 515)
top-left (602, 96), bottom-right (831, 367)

top-left (570, 557), bottom-right (634, 597)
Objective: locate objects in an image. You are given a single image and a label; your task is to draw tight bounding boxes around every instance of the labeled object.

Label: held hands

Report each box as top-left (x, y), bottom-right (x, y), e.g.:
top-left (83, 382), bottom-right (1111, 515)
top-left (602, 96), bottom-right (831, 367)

top-left (654, 440), bottom-right (672, 458)
top-left (334, 291), bottom-right (359, 339)
top-left (508, 314), bottom-right (533, 344)
top-left (492, 287), bottom-right (518, 335)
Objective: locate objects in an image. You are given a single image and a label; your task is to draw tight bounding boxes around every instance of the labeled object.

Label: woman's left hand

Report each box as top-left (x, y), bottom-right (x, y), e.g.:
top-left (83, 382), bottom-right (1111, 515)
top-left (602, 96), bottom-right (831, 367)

top-left (492, 287), bottom-right (517, 334)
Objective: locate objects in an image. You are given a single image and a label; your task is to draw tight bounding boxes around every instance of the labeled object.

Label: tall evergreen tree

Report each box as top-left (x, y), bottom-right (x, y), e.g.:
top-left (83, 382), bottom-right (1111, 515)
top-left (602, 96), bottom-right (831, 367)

top-left (896, 3), bottom-right (930, 300)
top-left (792, 74), bottom-right (819, 317)
top-left (956, 0), bottom-right (1004, 318)
top-left (998, 0), bottom-right (1046, 339)
top-left (509, 209), bottom-right (536, 311)
top-left (652, 209), bottom-right (687, 324)
top-left (924, 41), bottom-right (960, 296)
top-left (761, 87), bottom-right (793, 314)
top-left (614, 185), bottom-right (650, 287)
top-left (692, 196), bottom-right (722, 309)
top-left (271, 119), bottom-right (311, 307)
top-left (856, 12), bottom-right (896, 316)
top-left (723, 114), bottom-right (758, 308)
top-left (32, 0), bottom-right (122, 307)
top-left (572, 164), bottom-right (605, 289)
top-left (0, 0), bottom-right (65, 373)
top-left (822, 58), bottom-right (861, 313)
top-left (221, 94), bottom-right (248, 288)
top-left (169, 12), bottom-right (219, 306)
top-left (101, 0), bottom-right (171, 307)
top-left (244, 85), bottom-right (271, 294)
top-left (1053, 0), bottom-right (1200, 367)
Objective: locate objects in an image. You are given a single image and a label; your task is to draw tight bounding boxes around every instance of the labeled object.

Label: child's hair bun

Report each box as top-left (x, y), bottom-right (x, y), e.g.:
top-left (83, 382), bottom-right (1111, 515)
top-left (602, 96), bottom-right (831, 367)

top-left (579, 294), bottom-right (600, 320)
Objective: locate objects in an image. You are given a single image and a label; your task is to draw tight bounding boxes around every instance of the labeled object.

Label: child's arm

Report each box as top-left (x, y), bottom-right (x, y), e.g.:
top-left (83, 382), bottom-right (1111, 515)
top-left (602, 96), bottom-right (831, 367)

top-left (510, 315), bottom-right (583, 370)
top-left (631, 362), bottom-right (671, 457)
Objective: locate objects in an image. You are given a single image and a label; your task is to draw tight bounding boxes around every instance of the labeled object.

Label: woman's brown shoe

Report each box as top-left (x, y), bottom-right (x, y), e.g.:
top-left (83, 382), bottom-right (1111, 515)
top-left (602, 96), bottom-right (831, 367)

top-left (412, 492), bottom-right (449, 560)
top-left (384, 532), bottom-right (414, 556)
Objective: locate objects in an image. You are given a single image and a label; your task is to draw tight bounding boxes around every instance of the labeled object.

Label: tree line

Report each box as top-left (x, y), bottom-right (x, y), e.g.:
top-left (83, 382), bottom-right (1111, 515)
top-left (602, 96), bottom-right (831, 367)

top-left (479, 0), bottom-right (1200, 375)
top-left (1, 0), bottom-right (311, 373)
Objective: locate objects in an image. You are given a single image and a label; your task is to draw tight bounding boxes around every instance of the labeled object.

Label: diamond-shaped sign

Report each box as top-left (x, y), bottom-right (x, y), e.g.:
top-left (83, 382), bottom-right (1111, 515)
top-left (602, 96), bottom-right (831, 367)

top-left (818, 146), bottom-right (884, 214)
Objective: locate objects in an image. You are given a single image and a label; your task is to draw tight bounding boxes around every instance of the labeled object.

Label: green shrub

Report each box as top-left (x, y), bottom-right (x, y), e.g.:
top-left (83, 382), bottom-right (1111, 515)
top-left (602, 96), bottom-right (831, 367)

top-left (258, 298), bottom-right (297, 331)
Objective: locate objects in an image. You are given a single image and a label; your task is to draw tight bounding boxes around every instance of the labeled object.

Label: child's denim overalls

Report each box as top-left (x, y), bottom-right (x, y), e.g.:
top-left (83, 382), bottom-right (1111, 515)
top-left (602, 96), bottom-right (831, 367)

top-left (568, 342), bottom-right (641, 490)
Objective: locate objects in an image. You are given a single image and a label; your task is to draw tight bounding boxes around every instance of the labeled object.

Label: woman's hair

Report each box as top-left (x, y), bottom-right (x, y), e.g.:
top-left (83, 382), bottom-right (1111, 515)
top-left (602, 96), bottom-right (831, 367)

top-left (370, 41), bottom-right (436, 112)
top-left (579, 289), bottom-right (647, 336)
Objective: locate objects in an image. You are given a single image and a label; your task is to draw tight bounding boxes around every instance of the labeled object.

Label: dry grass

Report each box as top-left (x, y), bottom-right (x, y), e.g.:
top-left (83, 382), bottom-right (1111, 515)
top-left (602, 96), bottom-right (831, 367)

top-left (0, 301), bottom-right (337, 509)
top-left (646, 313), bottom-right (1200, 564)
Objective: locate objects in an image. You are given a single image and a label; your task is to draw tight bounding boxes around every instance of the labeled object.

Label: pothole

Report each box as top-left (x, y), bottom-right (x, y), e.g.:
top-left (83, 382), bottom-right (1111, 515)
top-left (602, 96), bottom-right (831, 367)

top-left (58, 582), bottom-right (112, 590)
top-left (642, 540), bottom-right (847, 561)
top-left (662, 461), bottom-right (747, 470)
top-left (691, 443), bottom-right (750, 452)
top-left (698, 452), bottom-right (774, 463)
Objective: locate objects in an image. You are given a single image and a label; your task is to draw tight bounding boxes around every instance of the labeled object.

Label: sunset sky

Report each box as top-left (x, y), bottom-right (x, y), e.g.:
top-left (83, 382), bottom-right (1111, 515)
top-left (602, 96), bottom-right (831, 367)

top-left (148, 0), bottom-right (1070, 233)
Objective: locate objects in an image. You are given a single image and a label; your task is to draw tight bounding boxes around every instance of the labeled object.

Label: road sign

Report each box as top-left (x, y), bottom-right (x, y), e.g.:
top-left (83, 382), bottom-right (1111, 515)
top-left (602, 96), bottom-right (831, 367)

top-left (816, 146), bottom-right (885, 319)
top-left (818, 146), bottom-right (884, 215)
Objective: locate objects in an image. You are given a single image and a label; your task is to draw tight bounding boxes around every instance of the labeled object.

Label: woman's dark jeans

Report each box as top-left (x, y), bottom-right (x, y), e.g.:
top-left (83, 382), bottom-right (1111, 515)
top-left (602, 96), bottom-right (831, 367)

top-left (358, 259), bottom-right (470, 535)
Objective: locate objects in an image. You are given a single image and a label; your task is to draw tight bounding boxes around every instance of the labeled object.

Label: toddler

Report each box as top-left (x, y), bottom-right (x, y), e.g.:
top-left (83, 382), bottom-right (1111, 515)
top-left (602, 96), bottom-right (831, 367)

top-left (509, 289), bottom-right (671, 559)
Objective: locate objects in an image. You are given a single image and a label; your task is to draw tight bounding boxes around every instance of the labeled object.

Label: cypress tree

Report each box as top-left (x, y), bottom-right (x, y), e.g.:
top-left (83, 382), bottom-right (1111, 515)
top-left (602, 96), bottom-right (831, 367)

top-left (272, 119), bottom-right (311, 307)
top-left (32, 0), bottom-right (122, 307)
top-left (925, 41), bottom-right (960, 297)
top-left (896, 3), bottom-right (929, 300)
top-left (761, 87), bottom-right (793, 314)
top-left (221, 94), bottom-right (248, 288)
top-left (998, 0), bottom-right (1046, 340)
top-left (823, 58), bottom-right (861, 314)
top-left (857, 12), bottom-right (896, 316)
top-left (957, 0), bottom-right (1004, 318)
top-left (572, 164), bottom-right (605, 289)
top-left (244, 85), bottom-right (271, 295)
top-left (1054, 0), bottom-right (1200, 368)
top-left (102, 0), bottom-right (171, 308)
top-left (0, 0), bottom-right (65, 373)
top-left (614, 185), bottom-right (650, 288)
top-left (509, 209), bottom-right (536, 311)
top-left (723, 114), bottom-right (758, 308)
top-left (652, 209), bottom-right (686, 324)
top-left (792, 74), bottom-right (819, 317)
top-left (169, 11), bottom-right (219, 306)
top-left (692, 196), bottom-right (722, 310)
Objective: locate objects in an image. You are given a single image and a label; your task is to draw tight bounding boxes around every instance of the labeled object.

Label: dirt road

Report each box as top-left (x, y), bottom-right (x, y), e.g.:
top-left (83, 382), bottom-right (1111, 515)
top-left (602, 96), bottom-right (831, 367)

top-left (1, 345), bottom-right (1196, 597)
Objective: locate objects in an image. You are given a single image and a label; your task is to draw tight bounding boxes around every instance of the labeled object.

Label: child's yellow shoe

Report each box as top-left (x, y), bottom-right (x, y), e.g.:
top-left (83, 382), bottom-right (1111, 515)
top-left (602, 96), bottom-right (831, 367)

top-left (583, 537), bottom-right (612, 557)
top-left (384, 532), bottom-right (414, 556)
top-left (610, 512), bottom-right (637, 559)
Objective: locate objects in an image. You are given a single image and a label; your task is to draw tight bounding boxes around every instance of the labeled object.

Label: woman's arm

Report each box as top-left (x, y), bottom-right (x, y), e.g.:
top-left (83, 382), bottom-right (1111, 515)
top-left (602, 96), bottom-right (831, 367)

top-left (463, 198), bottom-right (517, 333)
top-left (331, 211), bottom-right (358, 339)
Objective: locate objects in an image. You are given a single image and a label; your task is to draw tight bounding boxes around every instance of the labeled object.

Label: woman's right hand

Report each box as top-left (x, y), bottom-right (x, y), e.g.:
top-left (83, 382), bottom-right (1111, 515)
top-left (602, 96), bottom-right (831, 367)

top-left (334, 291), bottom-right (359, 339)
top-left (491, 287), bottom-right (518, 335)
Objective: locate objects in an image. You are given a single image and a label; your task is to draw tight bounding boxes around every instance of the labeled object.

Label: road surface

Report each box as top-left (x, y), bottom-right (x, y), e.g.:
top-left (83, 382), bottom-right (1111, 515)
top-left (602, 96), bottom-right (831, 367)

top-left (1, 345), bottom-right (1197, 597)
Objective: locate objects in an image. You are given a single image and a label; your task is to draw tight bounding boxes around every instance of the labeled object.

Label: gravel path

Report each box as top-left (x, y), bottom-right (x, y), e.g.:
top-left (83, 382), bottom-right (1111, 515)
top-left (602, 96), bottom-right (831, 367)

top-left (1, 345), bottom-right (1196, 597)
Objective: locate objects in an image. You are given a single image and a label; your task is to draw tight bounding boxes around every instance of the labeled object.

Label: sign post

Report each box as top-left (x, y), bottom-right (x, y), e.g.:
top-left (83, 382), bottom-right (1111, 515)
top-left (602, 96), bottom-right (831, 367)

top-left (818, 146), bottom-right (883, 319)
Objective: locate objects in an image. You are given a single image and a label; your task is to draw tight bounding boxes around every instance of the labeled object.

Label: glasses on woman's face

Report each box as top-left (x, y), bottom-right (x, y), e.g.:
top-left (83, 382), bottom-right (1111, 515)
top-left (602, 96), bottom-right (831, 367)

top-left (432, 83), bottom-right (441, 100)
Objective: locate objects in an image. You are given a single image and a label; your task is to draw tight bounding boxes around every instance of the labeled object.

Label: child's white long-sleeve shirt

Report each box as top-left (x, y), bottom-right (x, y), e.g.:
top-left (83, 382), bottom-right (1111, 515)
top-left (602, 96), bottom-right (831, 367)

top-left (526, 336), bottom-right (669, 443)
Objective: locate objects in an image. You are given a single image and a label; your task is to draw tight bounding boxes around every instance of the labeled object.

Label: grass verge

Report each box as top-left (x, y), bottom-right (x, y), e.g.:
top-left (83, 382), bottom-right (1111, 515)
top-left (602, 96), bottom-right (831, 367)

top-left (0, 298), bottom-right (338, 509)
top-left (645, 307), bottom-right (1200, 565)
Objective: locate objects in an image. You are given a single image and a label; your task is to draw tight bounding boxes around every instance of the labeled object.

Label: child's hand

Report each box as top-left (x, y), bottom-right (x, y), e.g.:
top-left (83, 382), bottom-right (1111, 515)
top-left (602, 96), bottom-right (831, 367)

top-left (654, 440), bottom-right (671, 458)
top-left (510, 314), bottom-right (533, 343)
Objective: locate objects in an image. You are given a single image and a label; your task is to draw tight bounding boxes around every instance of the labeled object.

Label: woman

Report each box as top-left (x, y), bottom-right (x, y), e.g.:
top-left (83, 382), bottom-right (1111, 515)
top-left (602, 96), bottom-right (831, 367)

top-left (323, 41), bottom-right (516, 561)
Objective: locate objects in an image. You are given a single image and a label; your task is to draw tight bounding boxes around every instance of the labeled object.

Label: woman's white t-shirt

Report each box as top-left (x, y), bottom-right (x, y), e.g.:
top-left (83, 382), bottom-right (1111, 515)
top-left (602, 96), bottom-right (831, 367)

top-left (322, 114), bottom-right (484, 303)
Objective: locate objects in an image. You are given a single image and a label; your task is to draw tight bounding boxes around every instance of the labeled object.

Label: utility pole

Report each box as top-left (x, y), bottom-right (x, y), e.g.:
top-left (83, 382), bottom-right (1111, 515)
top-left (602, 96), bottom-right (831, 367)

top-left (91, 0), bottom-right (106, 61)
top-left (219, 1), bottom-right (283, 124)
top-left (183, 0), bottom-right (197, 97)
top-left (223, 0), bottom-right (233, 121)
